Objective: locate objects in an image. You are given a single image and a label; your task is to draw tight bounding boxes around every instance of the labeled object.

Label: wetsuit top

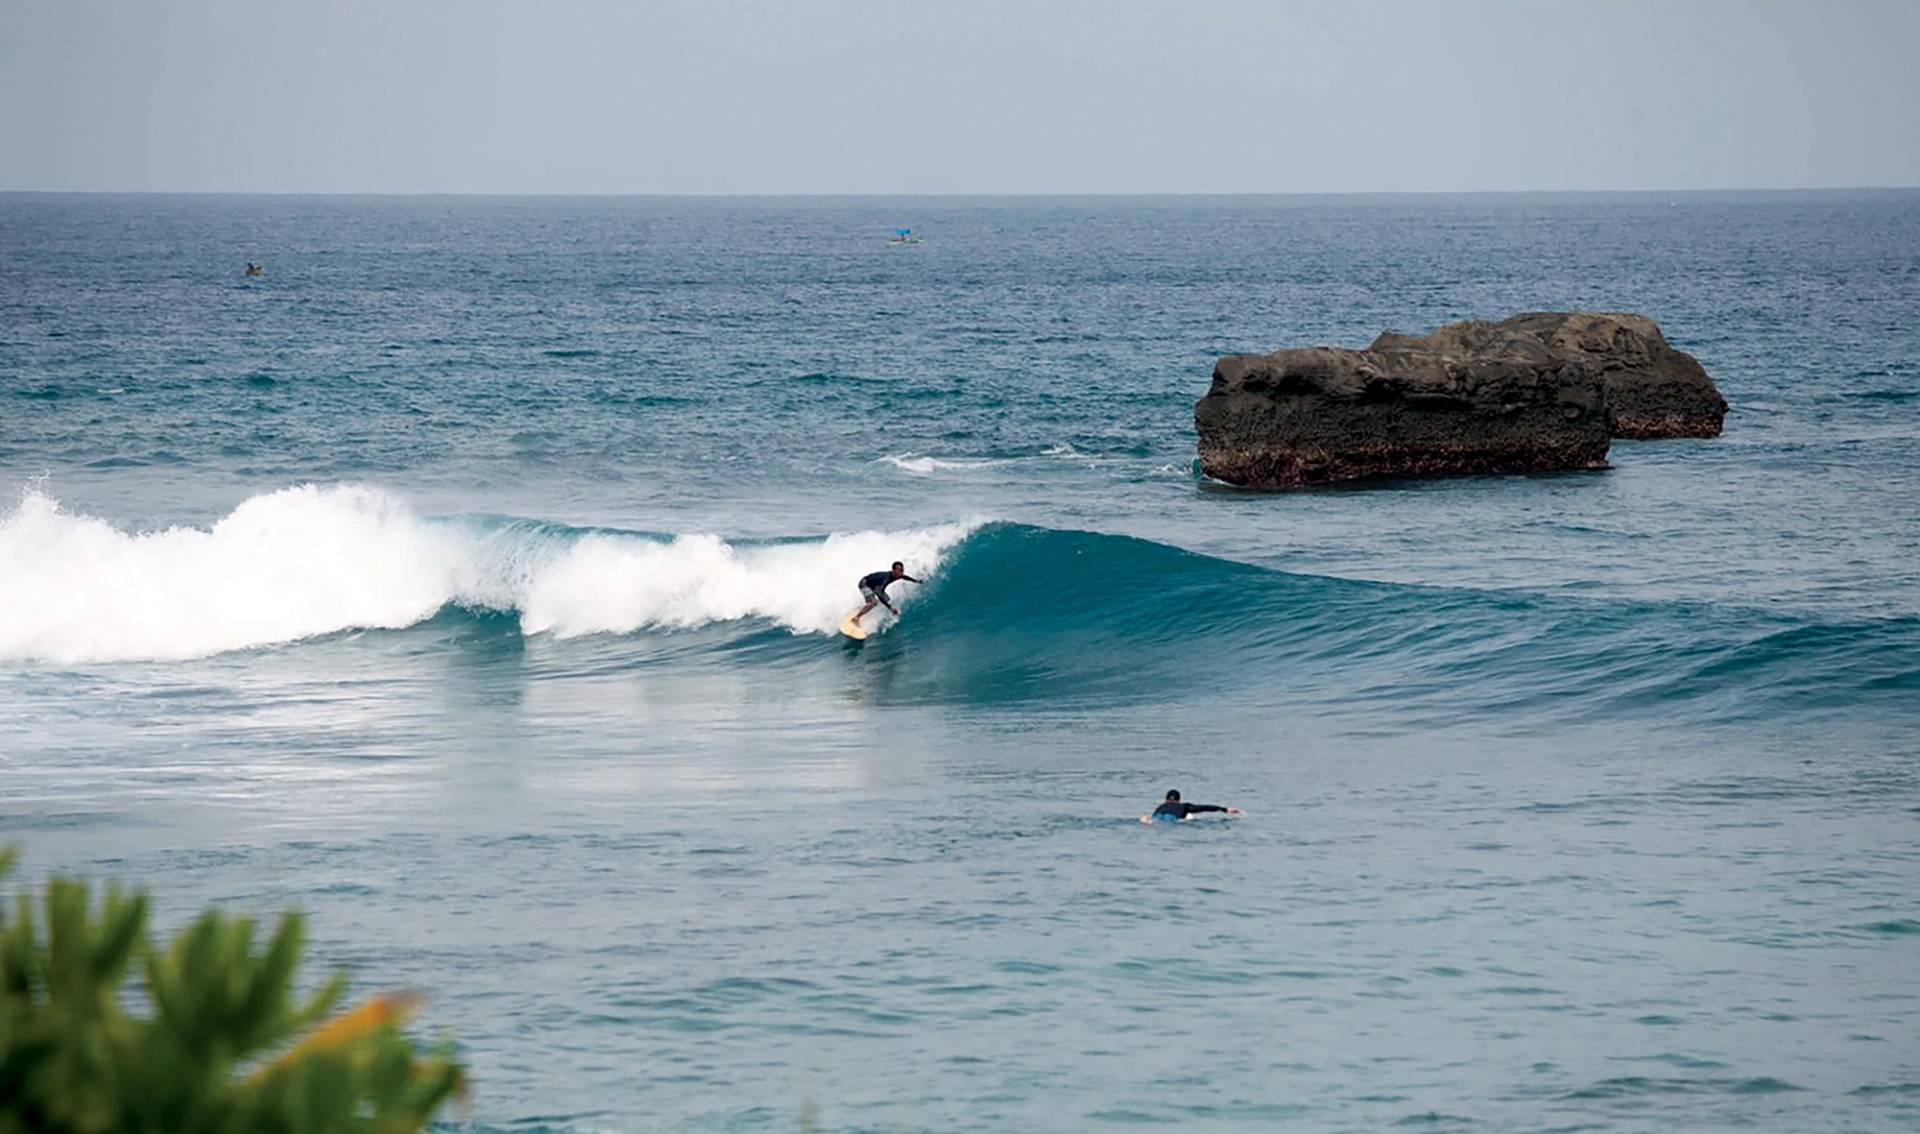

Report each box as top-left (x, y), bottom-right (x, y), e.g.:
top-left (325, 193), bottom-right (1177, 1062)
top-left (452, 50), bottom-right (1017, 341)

top-left (1152, 801), bottom-right (1228, 820)
top-left (860, 571), bottom-right (901, 596)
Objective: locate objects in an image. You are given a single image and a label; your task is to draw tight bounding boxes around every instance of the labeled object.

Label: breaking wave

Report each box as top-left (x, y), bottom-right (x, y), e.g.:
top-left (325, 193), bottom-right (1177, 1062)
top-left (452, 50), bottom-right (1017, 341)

top-left (3, 484), bottom-right (1914, 726)
top-left (0, 484), bottom-right (973, 663)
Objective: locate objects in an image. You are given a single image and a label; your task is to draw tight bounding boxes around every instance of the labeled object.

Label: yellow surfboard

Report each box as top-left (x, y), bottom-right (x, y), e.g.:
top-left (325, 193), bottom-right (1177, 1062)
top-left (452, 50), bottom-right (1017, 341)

top-left (838, 612), bottom-right (869, 640)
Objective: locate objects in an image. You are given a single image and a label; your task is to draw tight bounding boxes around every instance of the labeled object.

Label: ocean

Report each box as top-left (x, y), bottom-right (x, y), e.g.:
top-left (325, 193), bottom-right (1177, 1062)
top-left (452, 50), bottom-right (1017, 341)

top-left (2, 191), bottom-right (1917, 1131)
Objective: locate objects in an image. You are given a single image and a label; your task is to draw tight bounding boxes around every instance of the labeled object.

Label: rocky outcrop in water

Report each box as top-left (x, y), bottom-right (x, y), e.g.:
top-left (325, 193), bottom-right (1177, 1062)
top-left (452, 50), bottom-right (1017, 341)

top-left (1195, 312), bottom-right (1724, 489)
top-left (1195, 337), bottom-right (1613, 489)
top-left (1372, 312), bottom-right (1726, 439)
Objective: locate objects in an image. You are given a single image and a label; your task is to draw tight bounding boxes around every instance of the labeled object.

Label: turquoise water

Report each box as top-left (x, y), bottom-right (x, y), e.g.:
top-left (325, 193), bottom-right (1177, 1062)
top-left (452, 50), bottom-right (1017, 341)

top-left (3, 192), bottom-right (1918, 1130)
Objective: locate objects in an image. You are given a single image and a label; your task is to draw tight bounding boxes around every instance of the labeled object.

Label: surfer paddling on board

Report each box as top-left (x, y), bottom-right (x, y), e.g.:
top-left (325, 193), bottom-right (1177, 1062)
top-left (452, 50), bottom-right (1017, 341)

top-left (851, 561), bottom-right (920, 627)
top-left (1142, 789), bottom-right (1243, 824)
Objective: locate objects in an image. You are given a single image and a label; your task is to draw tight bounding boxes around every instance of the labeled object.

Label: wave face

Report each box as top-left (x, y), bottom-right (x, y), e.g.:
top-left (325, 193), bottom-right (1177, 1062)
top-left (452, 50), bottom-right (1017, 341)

top-left (3, 485), bottom-right (1915, 727)
top-left (0, 485), bottom-right (975, 664)
top-left (860, 525), bottom-right (1920, 719)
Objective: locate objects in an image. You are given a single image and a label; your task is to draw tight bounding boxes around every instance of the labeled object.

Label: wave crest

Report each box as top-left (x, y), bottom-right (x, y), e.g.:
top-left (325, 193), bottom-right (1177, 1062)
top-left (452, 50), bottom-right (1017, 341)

top-left (518, 525), bottom-right (971, 638)
top-left (0, 484), bottom-right (976, 663)
top-left (5, 485), bottom-right (1914, 728)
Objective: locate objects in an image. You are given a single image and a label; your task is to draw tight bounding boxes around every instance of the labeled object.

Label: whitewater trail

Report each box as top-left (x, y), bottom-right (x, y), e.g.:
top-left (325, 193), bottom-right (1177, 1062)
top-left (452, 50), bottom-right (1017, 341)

top-left (0, 484), bottom-right (980, 664)
top-left (876, 444), bottom-right (1097, 476)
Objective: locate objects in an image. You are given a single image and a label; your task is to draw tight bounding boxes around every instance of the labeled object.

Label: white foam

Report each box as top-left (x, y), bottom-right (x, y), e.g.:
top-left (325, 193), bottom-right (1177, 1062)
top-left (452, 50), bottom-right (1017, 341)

top-left (877, 444), bottom-right (1095, 475)
top-left (0, 483), bottom-right (980, 664)
top-left (520, 524), bottom-right (968, 638)
top-left (877, 452), bottom-right (1019, 475)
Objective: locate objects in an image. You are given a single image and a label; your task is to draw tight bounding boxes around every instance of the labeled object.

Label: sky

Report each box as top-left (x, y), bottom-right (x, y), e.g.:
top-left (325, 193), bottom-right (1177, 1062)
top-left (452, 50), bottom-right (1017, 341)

top-left (2, 0), bottom-right (1918, 194)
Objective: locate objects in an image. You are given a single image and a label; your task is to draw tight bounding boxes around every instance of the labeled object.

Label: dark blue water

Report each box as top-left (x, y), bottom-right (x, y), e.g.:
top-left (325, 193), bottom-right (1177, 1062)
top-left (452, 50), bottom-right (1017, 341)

top-left (3, 192), bottom-right (1918, 1131)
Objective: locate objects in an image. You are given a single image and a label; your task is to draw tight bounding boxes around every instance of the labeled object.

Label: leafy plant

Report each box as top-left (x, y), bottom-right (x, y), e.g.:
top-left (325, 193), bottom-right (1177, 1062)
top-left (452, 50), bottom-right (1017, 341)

top-left (0, 846), bottom-right (463, 1134)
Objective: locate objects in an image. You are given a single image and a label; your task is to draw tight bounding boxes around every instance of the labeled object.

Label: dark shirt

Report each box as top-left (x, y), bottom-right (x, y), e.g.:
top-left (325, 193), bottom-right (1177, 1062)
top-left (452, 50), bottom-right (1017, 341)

top-left (1152, 801), bottom-right (1228, 820)
top-left (860, 571), bottom-right (897, 596)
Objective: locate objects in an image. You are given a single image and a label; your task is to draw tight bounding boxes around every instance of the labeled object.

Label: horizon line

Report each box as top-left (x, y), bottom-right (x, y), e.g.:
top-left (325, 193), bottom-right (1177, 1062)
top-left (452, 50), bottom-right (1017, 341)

top-left (4, 184), bottom-right (1918, 200)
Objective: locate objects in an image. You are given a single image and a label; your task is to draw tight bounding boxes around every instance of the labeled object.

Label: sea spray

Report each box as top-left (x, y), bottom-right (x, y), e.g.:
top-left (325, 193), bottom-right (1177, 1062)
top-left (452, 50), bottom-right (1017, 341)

top-left (0, 484), bottom-right (458, 664)
top-left (0, 483), bottom-right (980, 664)
top-left (518, 523), bottom-right (976, 638)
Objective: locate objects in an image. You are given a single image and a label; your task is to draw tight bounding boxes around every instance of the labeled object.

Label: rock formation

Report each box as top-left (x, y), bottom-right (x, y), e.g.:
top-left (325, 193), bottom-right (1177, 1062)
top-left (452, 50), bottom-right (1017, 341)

top-left (1373, 312), bottom-right (1726, 439)
top-left (1195, 312), bottom-right (1725, 489)
top-left (1195, 338), bottom-right (1613, 489)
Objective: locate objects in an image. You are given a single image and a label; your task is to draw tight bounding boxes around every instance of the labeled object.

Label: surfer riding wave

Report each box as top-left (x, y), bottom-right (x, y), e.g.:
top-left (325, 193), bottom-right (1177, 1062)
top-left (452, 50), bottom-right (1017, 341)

top-left (852, 561), bottom-right (921, 627)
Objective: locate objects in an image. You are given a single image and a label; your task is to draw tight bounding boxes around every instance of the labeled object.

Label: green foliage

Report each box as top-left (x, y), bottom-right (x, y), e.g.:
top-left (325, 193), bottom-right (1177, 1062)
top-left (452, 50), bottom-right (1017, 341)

top-left (0, 847), bottom-right (463, 1134)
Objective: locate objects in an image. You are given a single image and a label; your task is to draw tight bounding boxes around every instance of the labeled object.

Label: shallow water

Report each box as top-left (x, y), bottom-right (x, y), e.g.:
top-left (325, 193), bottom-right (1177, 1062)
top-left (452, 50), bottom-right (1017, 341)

top-left (3, 192), bottom-right (1918, 1131)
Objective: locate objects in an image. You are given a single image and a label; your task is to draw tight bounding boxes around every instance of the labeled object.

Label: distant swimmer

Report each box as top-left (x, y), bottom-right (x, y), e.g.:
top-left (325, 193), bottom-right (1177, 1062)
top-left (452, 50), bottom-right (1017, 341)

top-left (851, 560), bottom-right (921, 627)
top-left (243, 262), bottom-right (262, 277)
top-left (1142, 789), bottom-right (1243, 824)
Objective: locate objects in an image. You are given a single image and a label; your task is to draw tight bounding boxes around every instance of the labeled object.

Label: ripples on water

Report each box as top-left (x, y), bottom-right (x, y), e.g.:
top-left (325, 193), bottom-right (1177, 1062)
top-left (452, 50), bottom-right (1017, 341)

top-left (2, 192), bottom-right (1918, 1131)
